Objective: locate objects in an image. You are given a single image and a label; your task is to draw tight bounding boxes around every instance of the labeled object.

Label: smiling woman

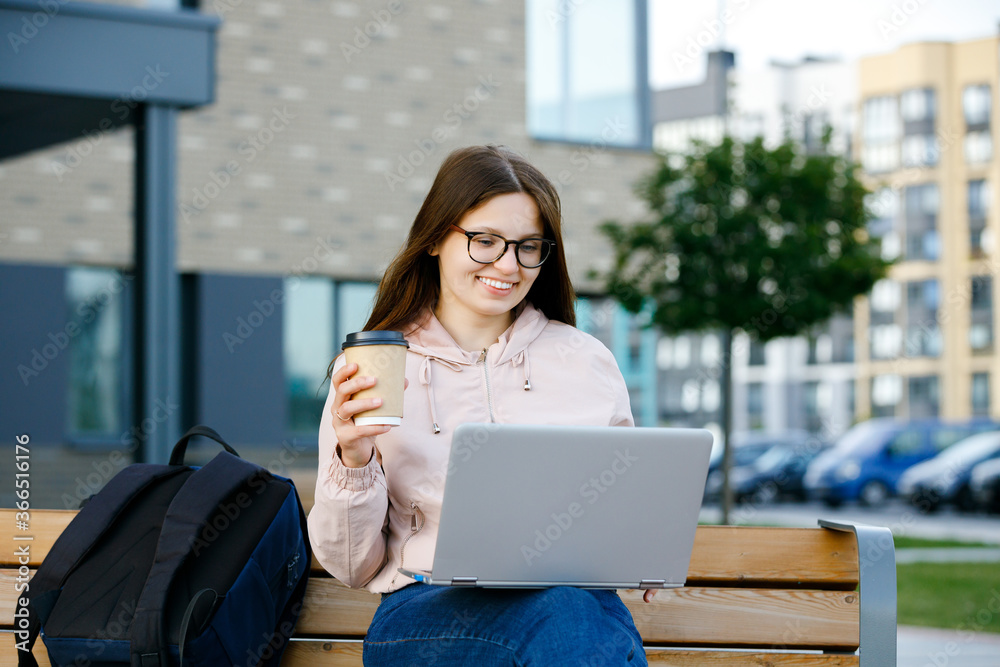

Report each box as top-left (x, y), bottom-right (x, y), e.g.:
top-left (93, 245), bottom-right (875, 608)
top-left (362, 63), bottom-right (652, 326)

top-left (310, 145), bottom-right (647, 665)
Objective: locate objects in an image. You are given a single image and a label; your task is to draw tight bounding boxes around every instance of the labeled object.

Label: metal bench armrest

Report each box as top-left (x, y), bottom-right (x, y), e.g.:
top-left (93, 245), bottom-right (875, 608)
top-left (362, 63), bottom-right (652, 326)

top-left (819, 519), bottom-right (896, 667)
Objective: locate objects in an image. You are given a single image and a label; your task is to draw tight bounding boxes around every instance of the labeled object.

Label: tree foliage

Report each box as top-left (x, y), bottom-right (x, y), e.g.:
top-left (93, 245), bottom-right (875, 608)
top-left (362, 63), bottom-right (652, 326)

top-left (599, 135), bottom-right (892, 341)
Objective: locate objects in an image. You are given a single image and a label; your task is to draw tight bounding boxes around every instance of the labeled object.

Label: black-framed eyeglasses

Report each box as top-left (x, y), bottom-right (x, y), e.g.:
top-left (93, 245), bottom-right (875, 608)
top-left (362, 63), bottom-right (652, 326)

top-left (449, 225), bottom-right (555, 269)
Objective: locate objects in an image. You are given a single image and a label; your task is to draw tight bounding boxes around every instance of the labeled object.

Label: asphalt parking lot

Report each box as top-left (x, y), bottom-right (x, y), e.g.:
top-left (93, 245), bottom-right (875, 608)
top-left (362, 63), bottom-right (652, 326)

top-left (700, 498), bottom-right (1000, 544)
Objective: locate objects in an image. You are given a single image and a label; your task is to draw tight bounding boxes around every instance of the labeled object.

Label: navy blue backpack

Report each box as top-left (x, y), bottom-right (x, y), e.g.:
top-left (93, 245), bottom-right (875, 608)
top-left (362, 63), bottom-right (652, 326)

top-left (20, 426), bottom-right (311, 667)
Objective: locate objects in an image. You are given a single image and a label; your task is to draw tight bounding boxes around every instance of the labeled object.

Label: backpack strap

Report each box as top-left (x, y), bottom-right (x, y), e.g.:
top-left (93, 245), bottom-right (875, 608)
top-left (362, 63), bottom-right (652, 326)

top-left (129, 452), bottom-right (271, 667)
top-left (19, 464), bottom-right (183, 667)
top-left (169, 425), bottom-right (240, 466)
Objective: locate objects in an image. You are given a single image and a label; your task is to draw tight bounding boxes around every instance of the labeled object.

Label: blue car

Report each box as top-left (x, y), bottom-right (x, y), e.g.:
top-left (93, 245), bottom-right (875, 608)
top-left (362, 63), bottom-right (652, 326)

top-left (803, 418), bottom-right (999, 507)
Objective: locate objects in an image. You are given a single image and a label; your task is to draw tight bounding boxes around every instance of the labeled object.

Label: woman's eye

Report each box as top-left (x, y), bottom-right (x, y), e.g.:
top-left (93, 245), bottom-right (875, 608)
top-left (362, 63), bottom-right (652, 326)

top-left (520, 242), bottom-right (540, 253)
top-left (473, 237), bottom-right (497, 248)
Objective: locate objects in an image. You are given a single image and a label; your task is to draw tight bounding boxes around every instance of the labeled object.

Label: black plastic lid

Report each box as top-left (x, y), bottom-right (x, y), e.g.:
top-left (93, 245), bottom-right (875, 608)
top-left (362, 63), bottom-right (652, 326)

top-left (342, 330), bottom-right (409, 349)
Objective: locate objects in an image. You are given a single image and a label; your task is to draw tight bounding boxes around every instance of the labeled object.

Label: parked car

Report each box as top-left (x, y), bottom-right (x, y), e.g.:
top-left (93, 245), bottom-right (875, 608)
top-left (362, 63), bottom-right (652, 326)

top-left (704, 431), bottom-right (813, 501)
top-left (898, 431), bottom-right (1000, 512)
top-left (727, 440), bottom-right (832, 504)
top-left (970, 457), bottom-right (1000, 514)
top-left (803, 418), bottom-right (999, 507)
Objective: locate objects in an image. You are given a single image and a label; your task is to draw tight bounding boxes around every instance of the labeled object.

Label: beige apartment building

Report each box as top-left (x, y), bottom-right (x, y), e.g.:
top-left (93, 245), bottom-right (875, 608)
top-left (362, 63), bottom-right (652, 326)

top-left (856, 35), bottom-right (1000, 421)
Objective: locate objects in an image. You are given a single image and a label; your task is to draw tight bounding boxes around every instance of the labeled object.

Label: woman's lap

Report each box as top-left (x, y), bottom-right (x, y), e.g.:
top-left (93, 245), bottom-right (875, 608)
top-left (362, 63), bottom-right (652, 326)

top-left (363, 583), bottom-right (646, 667)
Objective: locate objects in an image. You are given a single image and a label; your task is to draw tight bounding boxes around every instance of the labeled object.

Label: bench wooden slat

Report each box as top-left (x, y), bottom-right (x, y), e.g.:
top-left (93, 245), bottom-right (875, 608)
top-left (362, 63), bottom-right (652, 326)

top-left (0, 573), bottom-right (859, 651)
top-left (687, 526), bottom-right (858, 588)
top-left (0, 512), bottom-right (859, 590)
top-left (0, 632), bottom-right (48, 667)
top-left (0, 510), bottom-right (75, 568)
top-left (0, 633), bottom-right (862, 667)
top-left (287, 579), bottom-right (859, 650)
top-left (277, 640), bottom-right (860, 666)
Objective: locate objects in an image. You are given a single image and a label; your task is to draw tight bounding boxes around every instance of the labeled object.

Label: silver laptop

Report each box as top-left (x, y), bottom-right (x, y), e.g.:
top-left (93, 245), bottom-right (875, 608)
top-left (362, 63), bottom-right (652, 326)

top-left (398, 423), bottom-right (713, 589)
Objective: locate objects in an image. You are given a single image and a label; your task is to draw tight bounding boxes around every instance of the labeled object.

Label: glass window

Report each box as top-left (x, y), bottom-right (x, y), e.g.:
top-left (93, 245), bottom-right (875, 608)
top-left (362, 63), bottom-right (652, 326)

top-left (67, 267), bottom-right (128, 436)
top-left (903, 183), bottom-right (939, 261)
top-left (871, 279), bottom-right (901, 312)
top-left (970, 276), bottom-right (993, 353)
top-left (969, 180), bottom-right (989, 256)
top-left (907, 375), bottom-right (940, 419)
top-left (336, 282), bottom-right (378, 345)
top-left (673, 335), bottom-right (691, 368)
top-left (872, 374), bottom-right (902, 407)
top-left (527, 0), bottom-right (646, 147)
top-left (901, 134), bottom-right (938, 167)
top-left (972, 373), bottom-right (990, 417)
top-left (965, 131), bottom-right (993, 164)
top-left (963, 84), bottom-right (991, 127)
top-left (747, 382), bottom-right (764, 429)
top-left (681, 379), bottom-right (700, 413)
top-left (969, 180), bottom-right (990, 218)
top-left (904, 279), bottom-right (941, 358)
top-left (283, 277), bottom-right (334, 434)
top-left (700, 333), bottom-right (720, 366)
top-left (656, 337), bottom-right (673, 369)
top-left (863, 96), bottom-right (901, 144)
top-left (901, 88), bottom-right (935, 122)
top-left (748, 339), bottom-right (766, 366)
top-left (888, 429), bottom-right (922, 457)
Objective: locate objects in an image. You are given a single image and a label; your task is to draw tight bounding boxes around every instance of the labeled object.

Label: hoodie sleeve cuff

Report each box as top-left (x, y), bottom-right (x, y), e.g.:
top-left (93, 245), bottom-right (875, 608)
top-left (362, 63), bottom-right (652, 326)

top-left (328, 446), bottom-right (381, 492)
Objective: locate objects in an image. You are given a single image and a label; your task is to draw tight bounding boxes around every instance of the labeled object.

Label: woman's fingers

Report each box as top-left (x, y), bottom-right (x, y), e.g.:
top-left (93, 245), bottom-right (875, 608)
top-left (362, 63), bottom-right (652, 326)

top-left (336, 397), bottom-right (382, 421)
top-left (331, 361), bottom-right (358, 385)
top-left (643, 589), bottom-right (658, 603)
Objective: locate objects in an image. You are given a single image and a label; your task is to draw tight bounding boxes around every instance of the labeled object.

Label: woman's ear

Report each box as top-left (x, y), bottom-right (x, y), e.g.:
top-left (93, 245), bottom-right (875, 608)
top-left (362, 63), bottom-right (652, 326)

top-left (428, 243), bottom-right (440, 257)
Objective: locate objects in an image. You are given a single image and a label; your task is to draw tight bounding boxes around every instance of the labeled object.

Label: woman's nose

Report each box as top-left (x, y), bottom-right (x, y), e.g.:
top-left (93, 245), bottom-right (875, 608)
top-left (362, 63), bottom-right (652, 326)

top-left (493, 245), bottom-right (520, 273)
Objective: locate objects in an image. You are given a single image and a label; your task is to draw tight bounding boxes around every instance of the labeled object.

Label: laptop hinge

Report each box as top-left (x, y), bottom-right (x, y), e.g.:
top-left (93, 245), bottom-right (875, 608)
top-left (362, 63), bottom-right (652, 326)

top-left (451, 577), bottom-right (478, 586)
top-left (640, 579), bottom-right (667, 588)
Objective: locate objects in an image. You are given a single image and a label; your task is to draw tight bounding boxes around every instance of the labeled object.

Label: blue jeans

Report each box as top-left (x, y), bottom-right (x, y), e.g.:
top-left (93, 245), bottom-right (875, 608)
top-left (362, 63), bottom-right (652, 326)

top-left (362, 583), bottom-right (647, 666)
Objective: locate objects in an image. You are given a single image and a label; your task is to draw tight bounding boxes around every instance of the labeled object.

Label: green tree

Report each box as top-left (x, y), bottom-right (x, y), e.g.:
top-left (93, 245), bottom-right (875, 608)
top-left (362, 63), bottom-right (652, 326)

top-left (598, 135), bottom-right (891, 524)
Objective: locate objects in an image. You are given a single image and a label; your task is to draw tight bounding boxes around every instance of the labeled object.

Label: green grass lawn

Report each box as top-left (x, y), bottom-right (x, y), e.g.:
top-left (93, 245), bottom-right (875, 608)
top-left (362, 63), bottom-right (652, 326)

top-left (897, 562), bottom-right (1000, 633)
top-left (893, 536), bottom-right (990, 549)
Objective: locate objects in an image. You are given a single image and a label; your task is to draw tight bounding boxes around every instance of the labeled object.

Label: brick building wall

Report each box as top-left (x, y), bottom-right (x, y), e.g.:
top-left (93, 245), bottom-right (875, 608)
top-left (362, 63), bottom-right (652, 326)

top-left (0, 0), bottom-right (654, 289)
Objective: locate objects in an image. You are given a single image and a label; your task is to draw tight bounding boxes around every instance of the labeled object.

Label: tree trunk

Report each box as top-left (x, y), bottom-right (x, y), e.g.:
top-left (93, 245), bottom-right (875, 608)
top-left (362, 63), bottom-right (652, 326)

top-left (720, 328), bottom-right (734, 525)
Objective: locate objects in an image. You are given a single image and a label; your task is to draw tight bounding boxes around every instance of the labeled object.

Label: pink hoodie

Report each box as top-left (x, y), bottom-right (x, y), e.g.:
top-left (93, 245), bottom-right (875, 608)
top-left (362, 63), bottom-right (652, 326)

top-left (307, 303), bottom-right (634, 593)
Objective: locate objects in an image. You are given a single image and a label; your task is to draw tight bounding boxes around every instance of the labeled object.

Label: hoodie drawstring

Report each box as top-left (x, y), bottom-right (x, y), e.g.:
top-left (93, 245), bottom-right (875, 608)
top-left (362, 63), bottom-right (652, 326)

top-left (418, 357), bottom-right (442, 434)
top-left (514, 349), bottom-right (532, 391)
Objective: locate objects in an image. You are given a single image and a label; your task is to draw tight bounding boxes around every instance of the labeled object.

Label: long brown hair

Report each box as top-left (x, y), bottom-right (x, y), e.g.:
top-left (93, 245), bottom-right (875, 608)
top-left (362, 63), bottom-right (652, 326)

top-left (325, 145), bottom-right (576, 380)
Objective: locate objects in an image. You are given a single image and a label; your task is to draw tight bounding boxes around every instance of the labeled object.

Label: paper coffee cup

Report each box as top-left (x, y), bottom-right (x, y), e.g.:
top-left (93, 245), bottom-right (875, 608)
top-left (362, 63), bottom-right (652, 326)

top-left (342, 331), bottom-right (409, 426)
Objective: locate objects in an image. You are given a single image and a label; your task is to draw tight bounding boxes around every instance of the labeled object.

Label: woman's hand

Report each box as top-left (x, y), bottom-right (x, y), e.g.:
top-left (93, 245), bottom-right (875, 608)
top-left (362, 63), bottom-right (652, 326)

top-left (643, 590), bottom-right (658, 603)
top-left (331, 362), bottom-right (407, 468)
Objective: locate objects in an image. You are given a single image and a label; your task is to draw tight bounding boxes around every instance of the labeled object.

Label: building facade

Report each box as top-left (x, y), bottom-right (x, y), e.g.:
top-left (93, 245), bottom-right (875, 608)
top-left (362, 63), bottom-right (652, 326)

top-left (0, 0), bottom-right (656, 506)
top-left (855, 36), bottom-right (1000, 422)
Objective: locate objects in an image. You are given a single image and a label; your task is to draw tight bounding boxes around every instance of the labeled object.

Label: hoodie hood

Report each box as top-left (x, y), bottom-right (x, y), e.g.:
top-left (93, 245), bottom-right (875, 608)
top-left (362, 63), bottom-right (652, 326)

top-left (405, 303), bottom-right (549, 432)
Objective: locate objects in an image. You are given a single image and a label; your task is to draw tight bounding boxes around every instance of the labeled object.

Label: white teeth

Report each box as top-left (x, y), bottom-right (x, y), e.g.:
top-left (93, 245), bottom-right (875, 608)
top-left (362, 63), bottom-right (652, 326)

top-left (478, 276), bottom-right (514, 290)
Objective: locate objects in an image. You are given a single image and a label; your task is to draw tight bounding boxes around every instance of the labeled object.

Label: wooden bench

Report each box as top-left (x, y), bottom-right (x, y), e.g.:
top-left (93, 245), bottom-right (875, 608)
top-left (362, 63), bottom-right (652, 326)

top-left (1, 509), bottom-right (896, 666)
